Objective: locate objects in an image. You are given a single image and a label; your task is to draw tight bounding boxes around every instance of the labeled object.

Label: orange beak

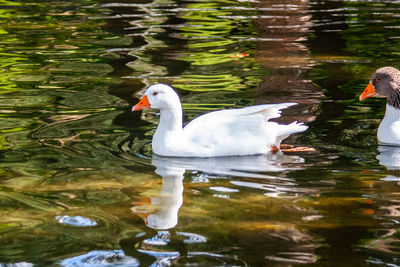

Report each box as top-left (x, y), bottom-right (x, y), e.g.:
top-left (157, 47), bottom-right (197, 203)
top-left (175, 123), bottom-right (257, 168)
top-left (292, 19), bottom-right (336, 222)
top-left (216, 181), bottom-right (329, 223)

top-left (359, 81), bottom-right (377, 101)
top-left (132, 95), bottom-right (151, 111)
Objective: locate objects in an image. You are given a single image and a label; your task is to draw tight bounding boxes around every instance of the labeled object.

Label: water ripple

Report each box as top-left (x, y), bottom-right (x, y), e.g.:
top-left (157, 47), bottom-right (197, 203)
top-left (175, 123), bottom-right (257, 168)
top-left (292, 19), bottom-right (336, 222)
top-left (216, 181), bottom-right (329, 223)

top-left (60, 250), bottom-right (139, 267)
top-left (56, 215), bottom-right (98, 227)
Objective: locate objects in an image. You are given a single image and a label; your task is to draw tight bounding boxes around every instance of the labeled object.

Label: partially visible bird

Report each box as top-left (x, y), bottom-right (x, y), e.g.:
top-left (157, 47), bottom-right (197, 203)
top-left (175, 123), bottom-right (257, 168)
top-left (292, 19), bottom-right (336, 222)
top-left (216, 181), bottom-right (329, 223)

top-left (360, 66), bottom-right (400, 145)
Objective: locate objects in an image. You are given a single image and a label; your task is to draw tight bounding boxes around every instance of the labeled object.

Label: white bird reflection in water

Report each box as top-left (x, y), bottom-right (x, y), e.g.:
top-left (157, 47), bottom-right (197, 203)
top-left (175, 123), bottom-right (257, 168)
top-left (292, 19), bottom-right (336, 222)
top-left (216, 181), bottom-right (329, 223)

top-left (131, 163), bottom-right (184, 230)
top-left (132, 152), bottom-right (305, 230)
top-left (377, 145), bottom-right (400, 180)
top-left (152, 152), bottom-right (305, 179)
top-left (126, 153), bottom-right (313, 266)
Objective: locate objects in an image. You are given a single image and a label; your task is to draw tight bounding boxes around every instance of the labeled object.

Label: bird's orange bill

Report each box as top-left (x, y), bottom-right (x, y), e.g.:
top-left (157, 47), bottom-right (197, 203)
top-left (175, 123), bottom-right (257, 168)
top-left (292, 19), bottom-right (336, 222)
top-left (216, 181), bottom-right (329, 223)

top-left (359, 81), bottom-right (377, 101)
top-left (132, 95), bottom-right (150, 111)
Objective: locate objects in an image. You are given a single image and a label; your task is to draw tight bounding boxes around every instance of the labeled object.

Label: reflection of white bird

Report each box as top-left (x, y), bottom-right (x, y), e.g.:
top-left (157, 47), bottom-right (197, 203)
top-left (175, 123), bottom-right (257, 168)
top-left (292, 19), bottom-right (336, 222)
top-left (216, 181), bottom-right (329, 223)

top-left (133, 163), bottom-right (184, 230)
top-left (377, 145), bottom-right (400, 171)
top-left (132, 84), bottom-right (308, 157)
top-left (132, 153), bottom-right (304, 230)
top-left (152, 153), bottom-right (304, 178)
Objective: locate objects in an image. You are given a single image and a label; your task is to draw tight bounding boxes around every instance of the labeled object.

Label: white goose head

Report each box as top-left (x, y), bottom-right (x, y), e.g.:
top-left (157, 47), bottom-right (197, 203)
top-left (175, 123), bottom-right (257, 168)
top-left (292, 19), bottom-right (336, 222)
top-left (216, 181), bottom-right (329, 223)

top-left (132, 83), bottom-right (181, 111)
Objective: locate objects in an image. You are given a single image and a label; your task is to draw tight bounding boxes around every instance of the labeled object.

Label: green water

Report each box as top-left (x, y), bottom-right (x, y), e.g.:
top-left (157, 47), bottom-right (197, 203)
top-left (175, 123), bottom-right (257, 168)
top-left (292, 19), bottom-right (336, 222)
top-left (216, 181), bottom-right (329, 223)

top-left (1, 0), bottom-right (400, 266)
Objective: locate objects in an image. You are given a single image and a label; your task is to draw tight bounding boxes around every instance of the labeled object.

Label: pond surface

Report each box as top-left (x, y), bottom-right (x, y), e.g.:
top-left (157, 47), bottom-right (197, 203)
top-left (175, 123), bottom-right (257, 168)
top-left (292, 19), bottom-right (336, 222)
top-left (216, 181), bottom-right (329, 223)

top-left (1, 0), bottom-right (400, 266)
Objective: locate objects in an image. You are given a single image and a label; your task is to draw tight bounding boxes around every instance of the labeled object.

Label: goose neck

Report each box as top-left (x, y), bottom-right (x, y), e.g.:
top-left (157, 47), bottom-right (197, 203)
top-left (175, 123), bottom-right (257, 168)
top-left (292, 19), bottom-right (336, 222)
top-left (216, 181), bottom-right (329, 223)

top-left (388, 90), bottom-right (400, 110)
top-left (384, 103), bottom-right (400, 121)
top-left (159, 106), bottom-right (182, 132)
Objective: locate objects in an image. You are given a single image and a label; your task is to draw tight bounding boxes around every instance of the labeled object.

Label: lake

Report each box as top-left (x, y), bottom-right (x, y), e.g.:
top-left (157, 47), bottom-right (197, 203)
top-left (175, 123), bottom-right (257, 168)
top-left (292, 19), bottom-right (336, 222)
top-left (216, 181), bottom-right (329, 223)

top-left (0, 0), bottom-right (400, 266)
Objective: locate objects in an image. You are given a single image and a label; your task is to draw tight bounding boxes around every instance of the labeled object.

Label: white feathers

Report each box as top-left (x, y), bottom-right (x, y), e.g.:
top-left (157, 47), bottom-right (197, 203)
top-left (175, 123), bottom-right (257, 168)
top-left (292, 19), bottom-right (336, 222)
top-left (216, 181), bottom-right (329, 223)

top-left (378, 104), bottom-right (400, 145)
top-left (139, 84), bottom-right (308, 157)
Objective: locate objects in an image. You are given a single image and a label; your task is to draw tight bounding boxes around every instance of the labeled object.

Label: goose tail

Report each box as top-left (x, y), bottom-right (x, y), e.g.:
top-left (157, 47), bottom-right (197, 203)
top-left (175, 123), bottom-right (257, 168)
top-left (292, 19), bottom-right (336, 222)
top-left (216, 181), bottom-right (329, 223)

top-left (276, 121), bottom-right (308, 142)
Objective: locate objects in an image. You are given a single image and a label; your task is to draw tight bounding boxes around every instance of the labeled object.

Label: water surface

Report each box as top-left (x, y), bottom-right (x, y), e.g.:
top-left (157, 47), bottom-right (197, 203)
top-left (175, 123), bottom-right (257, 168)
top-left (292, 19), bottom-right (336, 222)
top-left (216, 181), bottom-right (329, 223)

top-left (0, 0), bottom-right (400, 266)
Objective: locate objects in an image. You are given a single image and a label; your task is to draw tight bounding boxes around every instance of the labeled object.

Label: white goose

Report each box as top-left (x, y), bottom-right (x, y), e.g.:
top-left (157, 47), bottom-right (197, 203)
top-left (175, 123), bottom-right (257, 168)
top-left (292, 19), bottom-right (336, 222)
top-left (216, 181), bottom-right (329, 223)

top-left (132, 84), bottom-right (308, 157)
top-left (360, 66), bottom-right (400, 145)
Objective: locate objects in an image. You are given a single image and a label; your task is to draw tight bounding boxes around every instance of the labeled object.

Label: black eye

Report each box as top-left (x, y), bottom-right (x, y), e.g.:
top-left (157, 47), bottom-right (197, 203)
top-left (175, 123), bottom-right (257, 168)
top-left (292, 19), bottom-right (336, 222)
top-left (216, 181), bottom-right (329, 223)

top-left (152, 92), bottom-right (158, 96)
top-left (376, 77), bottom-right (381, 82)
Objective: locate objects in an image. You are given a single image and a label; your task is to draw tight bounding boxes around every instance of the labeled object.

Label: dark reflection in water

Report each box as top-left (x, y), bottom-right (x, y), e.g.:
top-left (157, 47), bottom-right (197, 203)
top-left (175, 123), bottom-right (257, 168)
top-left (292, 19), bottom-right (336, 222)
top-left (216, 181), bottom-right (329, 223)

top-left (354, 146), bottom-right (400, 265)
top-left (1, 0), bottom-right (400, 266)
top-left (254, 0), bottom-right (321, 126)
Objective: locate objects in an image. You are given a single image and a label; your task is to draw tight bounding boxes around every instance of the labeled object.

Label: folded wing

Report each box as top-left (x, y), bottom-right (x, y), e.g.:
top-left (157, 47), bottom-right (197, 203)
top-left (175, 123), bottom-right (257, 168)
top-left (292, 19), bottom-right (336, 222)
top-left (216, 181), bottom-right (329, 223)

top-left (181, 103), bottom-right (299, 155)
